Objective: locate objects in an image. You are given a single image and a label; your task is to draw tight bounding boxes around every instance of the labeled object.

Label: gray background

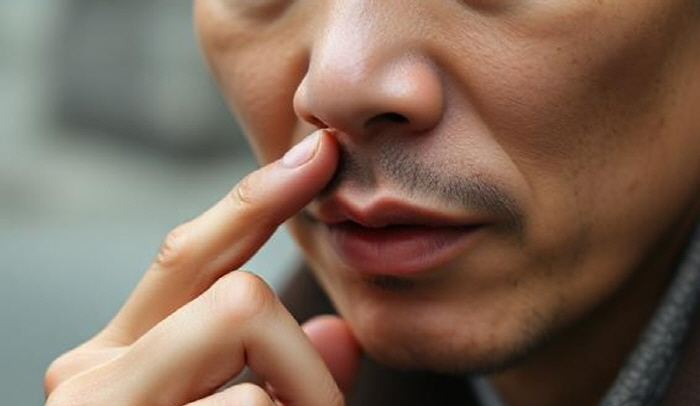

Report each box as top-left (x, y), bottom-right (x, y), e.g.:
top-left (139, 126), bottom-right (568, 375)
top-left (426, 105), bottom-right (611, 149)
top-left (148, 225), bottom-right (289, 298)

top-left (0, 1), bottom-right (299, 405)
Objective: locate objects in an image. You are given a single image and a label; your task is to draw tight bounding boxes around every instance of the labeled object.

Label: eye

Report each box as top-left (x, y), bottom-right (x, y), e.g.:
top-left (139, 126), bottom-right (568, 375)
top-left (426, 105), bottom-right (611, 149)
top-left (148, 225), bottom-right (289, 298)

top-left (224, 0), bottom-right (291, 20)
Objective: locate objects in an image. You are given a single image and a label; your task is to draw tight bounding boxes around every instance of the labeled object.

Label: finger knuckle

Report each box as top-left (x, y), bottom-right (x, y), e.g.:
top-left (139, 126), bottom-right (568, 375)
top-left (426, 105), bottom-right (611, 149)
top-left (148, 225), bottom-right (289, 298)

top-left (228, 173), bottom-right (278, 232)
top-left (229, 174), bottom-right (257, 213)
top-left (44, 348), bottom-right (83, 397)
top-left (155, 221), bottom-right (194, 269)
top-left (44, 347), bottom-right (130, 406)
top-left (44, 356), bottom-right (66, 396)
top-left (208, 271), bottom-right (277, 325)
top-left (45, 382), bottom-right (89, 406)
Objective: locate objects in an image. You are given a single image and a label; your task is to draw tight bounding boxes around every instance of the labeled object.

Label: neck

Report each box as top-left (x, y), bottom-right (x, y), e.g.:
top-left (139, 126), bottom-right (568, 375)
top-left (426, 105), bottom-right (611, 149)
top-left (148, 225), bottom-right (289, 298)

top-left (490, 220), bottom-right (697, 406)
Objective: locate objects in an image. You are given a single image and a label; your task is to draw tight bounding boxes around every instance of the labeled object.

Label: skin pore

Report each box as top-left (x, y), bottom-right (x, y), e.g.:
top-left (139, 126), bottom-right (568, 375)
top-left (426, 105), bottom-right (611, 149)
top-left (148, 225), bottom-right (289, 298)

top-left (195, 1), bottom-right (700, 405)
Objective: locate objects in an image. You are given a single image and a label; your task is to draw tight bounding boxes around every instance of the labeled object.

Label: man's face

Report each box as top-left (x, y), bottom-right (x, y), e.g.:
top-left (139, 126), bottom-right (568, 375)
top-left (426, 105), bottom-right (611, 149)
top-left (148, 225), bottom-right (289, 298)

top-left (196, 1), bottom-right (700, 372)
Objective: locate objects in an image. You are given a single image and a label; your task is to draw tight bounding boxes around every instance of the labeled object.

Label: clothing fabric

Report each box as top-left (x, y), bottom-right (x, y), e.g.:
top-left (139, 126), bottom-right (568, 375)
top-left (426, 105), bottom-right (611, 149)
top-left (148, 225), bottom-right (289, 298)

top-left (599, 222), bottom-right (700, 406)
top-left (470, 376), bottom-right (507, 406)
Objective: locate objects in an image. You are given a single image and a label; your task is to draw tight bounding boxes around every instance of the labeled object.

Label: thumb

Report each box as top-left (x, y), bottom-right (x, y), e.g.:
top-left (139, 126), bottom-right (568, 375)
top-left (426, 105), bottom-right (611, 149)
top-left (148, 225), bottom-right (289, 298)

top-left (302, 315), bottom-right (362, 395)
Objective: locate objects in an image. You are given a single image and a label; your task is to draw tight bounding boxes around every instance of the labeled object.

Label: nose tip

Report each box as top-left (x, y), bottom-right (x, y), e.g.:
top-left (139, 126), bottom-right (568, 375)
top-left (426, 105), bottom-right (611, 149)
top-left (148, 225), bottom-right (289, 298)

top-left (294, 56), bottom-right (445, 138)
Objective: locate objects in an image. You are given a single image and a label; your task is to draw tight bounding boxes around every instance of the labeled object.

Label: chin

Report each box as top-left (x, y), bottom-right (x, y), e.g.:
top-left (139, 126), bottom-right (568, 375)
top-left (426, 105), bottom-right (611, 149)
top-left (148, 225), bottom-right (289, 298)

top-left (344, 299), bottom-right (551, 375)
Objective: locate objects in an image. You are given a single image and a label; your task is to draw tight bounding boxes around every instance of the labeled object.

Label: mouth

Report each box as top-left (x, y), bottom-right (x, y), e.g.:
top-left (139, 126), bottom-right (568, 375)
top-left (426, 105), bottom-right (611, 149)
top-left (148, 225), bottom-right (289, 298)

top-left (306, 197), bottom-right (488, 276)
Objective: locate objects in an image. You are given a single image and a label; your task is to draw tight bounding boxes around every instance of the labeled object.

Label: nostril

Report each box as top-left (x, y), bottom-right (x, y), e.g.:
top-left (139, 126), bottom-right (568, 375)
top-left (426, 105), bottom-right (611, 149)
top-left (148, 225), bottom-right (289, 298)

top-left (366, 112), bottom-right (409, 128)
top-left (308, 115), bottom-right (330, 129)
top-left (383, 112), bottom-right (409, 124)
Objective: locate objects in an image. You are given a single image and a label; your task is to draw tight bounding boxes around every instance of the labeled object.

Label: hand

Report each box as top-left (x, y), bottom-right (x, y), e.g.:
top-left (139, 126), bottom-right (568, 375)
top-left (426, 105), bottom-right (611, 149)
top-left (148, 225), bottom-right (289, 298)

top-left (44, 130), bottom-right (362, 406)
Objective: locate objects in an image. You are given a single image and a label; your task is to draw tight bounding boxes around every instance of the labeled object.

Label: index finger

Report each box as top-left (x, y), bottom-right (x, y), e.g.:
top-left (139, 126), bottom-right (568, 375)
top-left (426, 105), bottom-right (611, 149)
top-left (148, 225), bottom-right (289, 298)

top-left (102, 129), bottom-right (339, 343)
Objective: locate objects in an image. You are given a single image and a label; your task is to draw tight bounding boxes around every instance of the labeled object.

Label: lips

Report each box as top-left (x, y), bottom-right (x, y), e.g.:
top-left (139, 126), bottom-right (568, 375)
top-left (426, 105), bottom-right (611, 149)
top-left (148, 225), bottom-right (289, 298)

top-left (308, 197), bottom-right (486, 276)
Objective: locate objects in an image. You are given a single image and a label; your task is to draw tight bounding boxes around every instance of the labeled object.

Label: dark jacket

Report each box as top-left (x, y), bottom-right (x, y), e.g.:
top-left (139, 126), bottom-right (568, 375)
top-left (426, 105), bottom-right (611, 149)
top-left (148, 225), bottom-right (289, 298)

top-left (279, 267), bottom-right (700, 406)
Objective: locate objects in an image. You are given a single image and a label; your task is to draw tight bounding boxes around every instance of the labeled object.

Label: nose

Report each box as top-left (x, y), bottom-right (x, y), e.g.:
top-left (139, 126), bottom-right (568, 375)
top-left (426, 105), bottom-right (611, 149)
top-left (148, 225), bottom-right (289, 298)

top-left (293, 7), bottom-right (445, 139)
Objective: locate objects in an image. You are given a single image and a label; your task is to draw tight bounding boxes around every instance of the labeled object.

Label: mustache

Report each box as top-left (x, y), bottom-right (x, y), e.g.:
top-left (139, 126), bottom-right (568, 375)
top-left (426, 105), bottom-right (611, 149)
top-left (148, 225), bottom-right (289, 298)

top-left (321, 143), bottom-right (525, 232)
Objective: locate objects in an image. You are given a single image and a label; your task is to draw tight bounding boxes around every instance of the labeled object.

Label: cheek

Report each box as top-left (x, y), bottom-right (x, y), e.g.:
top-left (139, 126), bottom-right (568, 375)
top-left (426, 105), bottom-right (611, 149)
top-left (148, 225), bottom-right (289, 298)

top-left (443, 0), bottom-right (700, 294)
top-left (464, 0), bottom-right (689, 170)
top-left (226, 63), bottom-right (302, 163)
top-left (195, 1), bottom-right (312, 163)
top-left (453, 1), bottom-right (696, 260)
top-left (209, 51), bottom-right (305, 163)
top-left (476, 38), bottom-right (660, 171)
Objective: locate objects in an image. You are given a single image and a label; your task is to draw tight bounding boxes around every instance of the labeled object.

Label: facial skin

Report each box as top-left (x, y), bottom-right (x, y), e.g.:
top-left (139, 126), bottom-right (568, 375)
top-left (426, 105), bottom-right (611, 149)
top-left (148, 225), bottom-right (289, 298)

top-left (196, 1), bottom-right (700, 404)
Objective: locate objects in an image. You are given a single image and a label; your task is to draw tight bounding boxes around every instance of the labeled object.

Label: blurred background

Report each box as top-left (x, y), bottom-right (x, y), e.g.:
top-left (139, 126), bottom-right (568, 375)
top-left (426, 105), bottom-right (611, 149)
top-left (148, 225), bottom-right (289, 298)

top-left (0, 1), bottom-right (300, 404)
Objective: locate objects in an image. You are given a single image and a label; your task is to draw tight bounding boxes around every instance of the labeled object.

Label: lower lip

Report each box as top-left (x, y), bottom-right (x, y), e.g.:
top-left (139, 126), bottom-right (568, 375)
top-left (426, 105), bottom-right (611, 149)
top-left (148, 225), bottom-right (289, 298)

top-left (325, 223), bottom-right (480, 276)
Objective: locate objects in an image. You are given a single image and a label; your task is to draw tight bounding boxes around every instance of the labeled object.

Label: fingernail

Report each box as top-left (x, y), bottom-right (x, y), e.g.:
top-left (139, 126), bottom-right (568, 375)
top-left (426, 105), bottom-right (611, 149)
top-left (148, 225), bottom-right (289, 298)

top-left (282, 131), bottom-right (322, 168)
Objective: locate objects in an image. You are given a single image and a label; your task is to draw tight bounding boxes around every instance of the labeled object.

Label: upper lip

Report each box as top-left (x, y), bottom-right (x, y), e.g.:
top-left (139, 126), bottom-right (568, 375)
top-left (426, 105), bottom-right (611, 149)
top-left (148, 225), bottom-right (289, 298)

top-left (308, 195), bottom-right (488, 229)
